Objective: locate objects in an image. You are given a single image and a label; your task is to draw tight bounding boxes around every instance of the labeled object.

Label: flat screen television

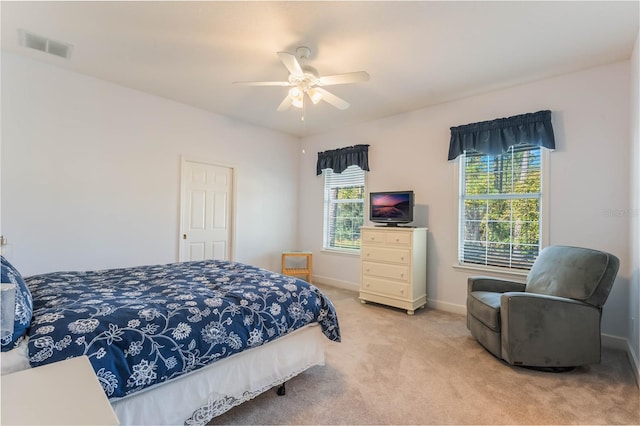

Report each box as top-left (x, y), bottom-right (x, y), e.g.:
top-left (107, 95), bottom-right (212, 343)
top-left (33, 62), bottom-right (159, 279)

top-left (369, 190), bottom-right (414, 226)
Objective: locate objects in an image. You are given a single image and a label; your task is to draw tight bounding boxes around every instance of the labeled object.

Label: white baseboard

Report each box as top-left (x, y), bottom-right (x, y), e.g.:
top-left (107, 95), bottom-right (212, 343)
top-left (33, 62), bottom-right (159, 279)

top-left (426, 298), bottom-right (466, 316)
top-left (632, 349), bottom-right (640, 388)
top-left (630, 343), bottom-right (640, 388)
top-left (601, 334), bottom-right (639, 387)
top-left (313, 278), bottom-right (469, 315)
top-left (624, 338), bottom-right (639, 388)
top-left (602, 333), bottom-right (628, 350)
top-left (313, 275), bottom-right (359, 292)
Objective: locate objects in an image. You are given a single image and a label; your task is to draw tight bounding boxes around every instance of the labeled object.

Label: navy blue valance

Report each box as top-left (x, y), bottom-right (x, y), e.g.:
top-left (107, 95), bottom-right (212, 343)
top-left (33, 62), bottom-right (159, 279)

top-left (448, 110), bottom-right (555, 161)
top-left (316, 144), bottom-right (370, 175)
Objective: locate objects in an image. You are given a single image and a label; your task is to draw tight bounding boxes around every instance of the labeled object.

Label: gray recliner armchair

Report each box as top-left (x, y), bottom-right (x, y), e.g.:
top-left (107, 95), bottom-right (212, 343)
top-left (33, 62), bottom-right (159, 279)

top-left (467, 245), bottom-right (619, 368)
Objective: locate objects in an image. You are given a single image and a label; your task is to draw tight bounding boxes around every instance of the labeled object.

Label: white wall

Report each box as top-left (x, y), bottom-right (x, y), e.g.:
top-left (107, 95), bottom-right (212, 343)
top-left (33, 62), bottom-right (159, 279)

top-left (299, 61), bottom-right (632, 339)
top-left (1, 52), bottom-right (300, 276)
top-left (1, 50), bottom-right (634, 346)
top-left (629, 32), bottom-right (640, 377)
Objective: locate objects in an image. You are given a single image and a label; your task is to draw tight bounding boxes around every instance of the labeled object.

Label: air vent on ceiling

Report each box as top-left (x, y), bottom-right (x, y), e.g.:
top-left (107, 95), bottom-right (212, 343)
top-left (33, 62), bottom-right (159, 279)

top-left (17, 29), bottom-right (73, 59)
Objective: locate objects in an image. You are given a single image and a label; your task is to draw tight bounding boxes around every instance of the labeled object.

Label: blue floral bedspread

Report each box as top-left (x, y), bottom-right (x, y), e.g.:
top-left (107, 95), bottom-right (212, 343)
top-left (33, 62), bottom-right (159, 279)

top-left (25, 260), bottom-right (340, 399)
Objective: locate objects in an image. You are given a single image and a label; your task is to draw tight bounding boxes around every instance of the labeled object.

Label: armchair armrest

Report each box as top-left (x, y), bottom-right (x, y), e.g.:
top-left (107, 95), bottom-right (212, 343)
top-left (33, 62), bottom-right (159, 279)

top-left (500, 292), bottom-right (601, 367)
top-left (467, 276), bottom-right (526, 294)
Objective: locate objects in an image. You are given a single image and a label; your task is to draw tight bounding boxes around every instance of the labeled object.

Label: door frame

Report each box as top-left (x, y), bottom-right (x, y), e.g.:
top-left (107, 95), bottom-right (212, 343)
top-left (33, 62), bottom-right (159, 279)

top-left (178, 157), bottom-right (237, 262)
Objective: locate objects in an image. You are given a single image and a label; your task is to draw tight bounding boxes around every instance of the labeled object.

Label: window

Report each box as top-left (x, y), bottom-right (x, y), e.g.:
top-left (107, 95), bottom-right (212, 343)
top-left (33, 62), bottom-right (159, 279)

top-left (323, 165), bottom-right (365, 251)
top-left (458, 145), bottom-right (542, 270)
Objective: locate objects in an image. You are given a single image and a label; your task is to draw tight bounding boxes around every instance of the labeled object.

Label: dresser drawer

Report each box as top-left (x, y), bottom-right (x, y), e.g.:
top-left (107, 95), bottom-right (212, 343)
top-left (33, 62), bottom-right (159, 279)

top-left (361, 246), bottom-right (411, 265)
top-left (361, 229), bottom-right (387, 244)
top-left (362, 261), bottom-right (410, 282)
top-left (361, 228), bottom-right (412, 247)
top-left (361, 276), bottom-right (410, 299)
top-left (384, 232), bottom-right (412, 246)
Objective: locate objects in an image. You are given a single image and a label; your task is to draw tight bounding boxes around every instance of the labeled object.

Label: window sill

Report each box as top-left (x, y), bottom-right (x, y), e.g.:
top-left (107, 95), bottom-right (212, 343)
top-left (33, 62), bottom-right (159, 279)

top-left (452, 263), bottom-right (528, 280)
top-left (321, 248), bottom-right (361, 257)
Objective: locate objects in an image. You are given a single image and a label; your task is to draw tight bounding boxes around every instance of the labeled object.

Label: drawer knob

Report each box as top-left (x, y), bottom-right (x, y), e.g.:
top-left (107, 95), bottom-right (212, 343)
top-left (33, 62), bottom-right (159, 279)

top-left (395, 238), bottom-right (399, 242)
top-left (400, 257), bottom-right (405, 261)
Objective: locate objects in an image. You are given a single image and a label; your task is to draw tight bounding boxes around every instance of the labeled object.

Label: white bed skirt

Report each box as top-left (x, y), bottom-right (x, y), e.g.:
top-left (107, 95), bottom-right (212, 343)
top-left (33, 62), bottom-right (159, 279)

top-left (111, 323), bottom-right (326, 425)
top-left (0, 339), bottom-right (30, 376)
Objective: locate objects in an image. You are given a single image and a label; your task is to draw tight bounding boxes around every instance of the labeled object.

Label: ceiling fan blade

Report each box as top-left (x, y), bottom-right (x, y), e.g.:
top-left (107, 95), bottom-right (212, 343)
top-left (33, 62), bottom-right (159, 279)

top-left (277, 52), bottom-right (304, 78)
top-left (233, 80), bottom-right (291, 87)
top-left (314, 87), bottom-right (350, 110)
top-left (277, 95), bottom-right (293, 111)
top-left (317, 71), bottom-right (370, 86)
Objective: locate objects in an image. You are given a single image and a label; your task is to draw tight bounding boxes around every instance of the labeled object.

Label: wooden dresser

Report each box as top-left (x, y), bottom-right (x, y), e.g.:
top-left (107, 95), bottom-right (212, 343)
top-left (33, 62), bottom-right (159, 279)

top-left (359, 226), bottom-right (428, 315)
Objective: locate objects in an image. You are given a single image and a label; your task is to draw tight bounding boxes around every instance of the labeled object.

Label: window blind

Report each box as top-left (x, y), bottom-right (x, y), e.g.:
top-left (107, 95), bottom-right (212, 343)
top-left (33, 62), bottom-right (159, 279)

top-left (459, 146), bottom-right (542, 269)
top-left (323, 165), bottom-right (365, 250)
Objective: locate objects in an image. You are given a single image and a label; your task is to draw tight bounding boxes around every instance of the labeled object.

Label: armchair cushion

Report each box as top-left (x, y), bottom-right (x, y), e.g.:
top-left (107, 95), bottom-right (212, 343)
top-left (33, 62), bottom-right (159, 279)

top-left (526, 245), bottom-right (619, 307)
top-left (467, 291), bottom-right (502, 331)
top-left (467, 277), bottom-right (526, 331)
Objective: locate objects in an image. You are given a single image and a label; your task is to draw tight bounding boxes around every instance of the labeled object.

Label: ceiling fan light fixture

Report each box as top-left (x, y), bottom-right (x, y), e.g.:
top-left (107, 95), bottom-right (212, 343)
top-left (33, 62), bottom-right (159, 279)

top-left (308, 88), bottom-right (323, 104)
top-left (291, 96), bottom-right (304, 109)
top-left (288, 86), bottom-right (304, 108)
top-left (289, 86), bottom-right (302, 98)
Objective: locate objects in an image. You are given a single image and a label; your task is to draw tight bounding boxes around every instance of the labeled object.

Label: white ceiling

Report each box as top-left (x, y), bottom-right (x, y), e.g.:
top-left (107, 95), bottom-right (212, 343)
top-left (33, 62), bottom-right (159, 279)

top-left (1, 1), bottom-right (638, 137)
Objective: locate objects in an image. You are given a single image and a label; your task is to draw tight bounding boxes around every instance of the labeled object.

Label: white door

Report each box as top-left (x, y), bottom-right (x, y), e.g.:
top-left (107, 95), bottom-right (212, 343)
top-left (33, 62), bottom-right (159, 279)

top-left (179, 160), bottom-right (233, 262)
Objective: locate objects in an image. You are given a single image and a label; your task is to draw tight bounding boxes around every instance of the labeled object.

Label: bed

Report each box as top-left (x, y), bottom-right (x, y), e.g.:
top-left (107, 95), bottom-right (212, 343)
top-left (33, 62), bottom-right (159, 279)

top-left (1, 255), bottom-right (341, 425)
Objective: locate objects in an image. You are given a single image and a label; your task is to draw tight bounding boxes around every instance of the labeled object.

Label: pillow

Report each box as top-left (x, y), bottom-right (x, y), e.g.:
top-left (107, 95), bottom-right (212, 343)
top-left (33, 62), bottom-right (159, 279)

top-left (1, 256), bottom-right (33, 352)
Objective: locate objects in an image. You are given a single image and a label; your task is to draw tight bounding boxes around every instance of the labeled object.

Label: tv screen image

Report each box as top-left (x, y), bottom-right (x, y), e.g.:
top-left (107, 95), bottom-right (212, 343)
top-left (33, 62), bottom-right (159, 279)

top-left (369, 191), bottom-right (414, 225)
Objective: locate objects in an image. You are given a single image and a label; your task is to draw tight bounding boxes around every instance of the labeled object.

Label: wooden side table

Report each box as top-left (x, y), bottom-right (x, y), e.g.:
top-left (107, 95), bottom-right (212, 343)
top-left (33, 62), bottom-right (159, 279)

top-left (281, 251), bottom-right (313, 283)
top-left (1, 356), bottom-right (119, 425)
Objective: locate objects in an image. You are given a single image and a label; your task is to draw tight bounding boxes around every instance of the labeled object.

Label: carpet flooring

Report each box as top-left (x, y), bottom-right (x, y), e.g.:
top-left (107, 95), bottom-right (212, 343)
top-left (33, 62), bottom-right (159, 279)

top-left (210, 285), bottom-right (640, 425)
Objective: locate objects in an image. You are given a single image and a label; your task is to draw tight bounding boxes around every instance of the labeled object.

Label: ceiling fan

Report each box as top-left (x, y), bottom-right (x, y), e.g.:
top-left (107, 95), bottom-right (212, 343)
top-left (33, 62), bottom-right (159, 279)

top-left (233, 46), bottom-right (369, 111)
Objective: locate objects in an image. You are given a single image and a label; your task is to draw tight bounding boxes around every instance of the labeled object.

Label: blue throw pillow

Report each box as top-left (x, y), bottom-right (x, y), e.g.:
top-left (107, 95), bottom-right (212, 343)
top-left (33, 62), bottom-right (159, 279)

top-left (1, 256), bottom-right (33, 351)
